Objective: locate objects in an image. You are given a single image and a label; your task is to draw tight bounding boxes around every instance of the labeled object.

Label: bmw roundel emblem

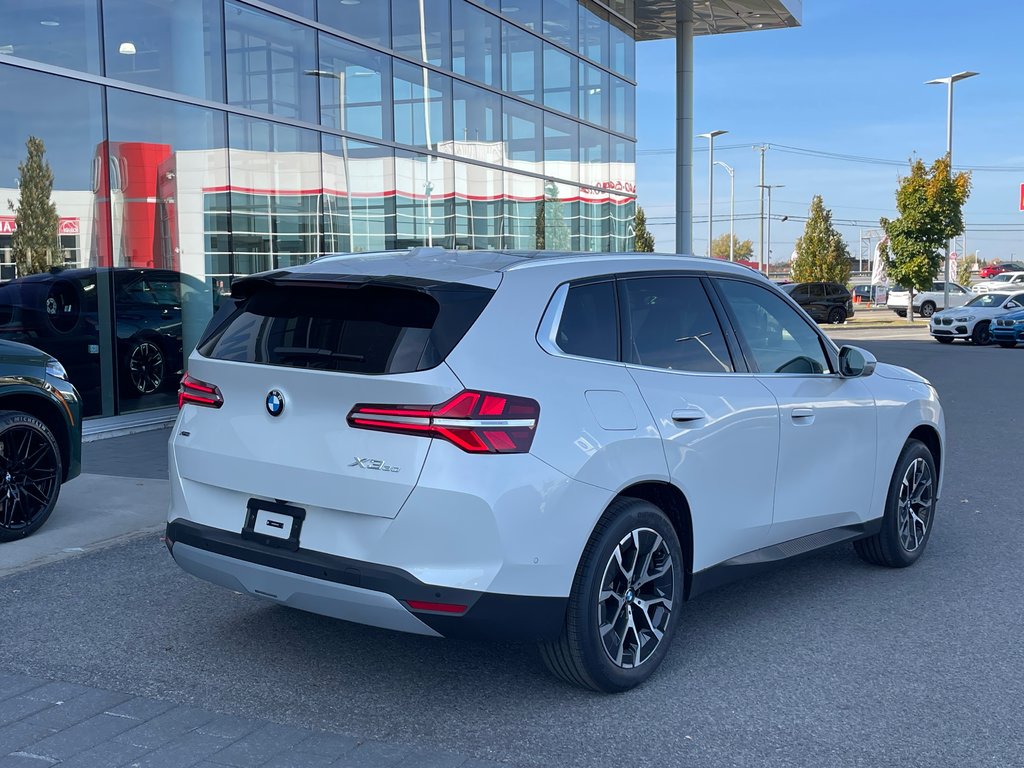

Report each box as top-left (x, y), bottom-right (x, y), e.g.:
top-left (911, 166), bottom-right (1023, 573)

top-left (266, 390), bottom-right (285, 417)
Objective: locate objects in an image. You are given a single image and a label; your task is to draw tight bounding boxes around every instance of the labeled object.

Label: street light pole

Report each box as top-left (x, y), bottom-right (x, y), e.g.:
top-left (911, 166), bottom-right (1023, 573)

top-left (699, 130), bottom-right (727, 257)
top-left (757, 184), bottom-right (784, 274)
top-left (926, 70), bottom-right (978, 310)
top-left (714, 161), bottom-right (734, 261)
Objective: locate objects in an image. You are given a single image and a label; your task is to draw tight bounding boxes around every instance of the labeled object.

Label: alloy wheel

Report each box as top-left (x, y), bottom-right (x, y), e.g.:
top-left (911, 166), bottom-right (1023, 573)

top-left (0, 425), bottom-right (60, 533)
top-left (597, 527), bottom-right (675, 669)
top-left (897, 457), bottom-right (933, 553)
top-left (129, 341), bottom-right (165, 394)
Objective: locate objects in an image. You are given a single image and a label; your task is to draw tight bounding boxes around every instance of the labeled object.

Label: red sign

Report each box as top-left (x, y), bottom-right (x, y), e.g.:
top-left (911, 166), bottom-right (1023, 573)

top-left (1020, 183), bottom-right (1024, 212)
top-left (0, 216), bottom-right (80, 236)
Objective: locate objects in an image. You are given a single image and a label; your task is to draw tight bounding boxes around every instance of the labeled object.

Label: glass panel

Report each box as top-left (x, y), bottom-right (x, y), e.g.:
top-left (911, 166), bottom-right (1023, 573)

top-left (454, 81), bottom-right (501, 148)
top-left (104, 0), bottom-right (223, 100)
top-left (261, 0), bottom-right (315, 17)
top-left (318, 0), bottom-right (390, 46)
top-left (452, 0), bottom-right (501, 88)
top-left (0, 68), bottom-right (113, 417)
top-left (1, 0), bottom-right (101, 74)
top-left (543, 44), bottom-right (577, 116)
top-left (228, 115), bottom-right (322, 277)
top-left (609, 75), bottom-right (634, 136)
top-left (623, 277), bottom-right (733, 372)
top-left (395, 150), bottom-right (453, 249)
top-left (540, 180), bottom-right (577, 250)
top-left (503, 173), bottom-right (541, 249)
top-left (501, 0), bottom-right (541, 31)
top-left (106, 91), bottom-right (225, 412)
top-left (609, 193), bottom-right (634, 251)
top-left (503, 99), bottom-right (542, 174)
top-left (502, 23), bottom-right (542, 103)
top-left (558, 281), bottom-right (617, 360)
top-left (391, 0), bottom-right (451, 68)
top-left (323, 137), bottom-right (396, 254)
top-left (579, 194), bottom-right (608, 252)
top-left (579, 61), bottom-right (608, 127)
top-left (579, 125), bottom-right (607, 189)
top-left (610, 136), bottom-right (636, 196)
top-left (454, 163), bottom-right (503, 250)
top-left (544, 112), bottom-right (578, 182)
top-left (318, 33), bottom-right (391, 140)
top-left (716, 278), bottom-right (831, 375)
top-left (393, 61), bottom-right (452, 150)
top-left (579, 1), bottom-right (608, 66)
top-left (225, 1), bottom-right (317, 122)
top-left (543, 0), bottom-right (578, 49)
top-left (609, 16), bottom-right (635, 79)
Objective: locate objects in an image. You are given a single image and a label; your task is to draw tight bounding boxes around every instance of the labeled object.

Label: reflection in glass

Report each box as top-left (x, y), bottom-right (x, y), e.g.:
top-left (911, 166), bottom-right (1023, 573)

top-left (318, 0), bottom-right (390, 46)
top-left (104, 0), bottom-right (224, 100)
top-left (323, 138), bottom-right (396, 254)
top-left (543, 0), bottom-right (579, 49)
top-left (503, 99), bottom-right (543, 174)
top-left (225, 1), bottom-right (317, 122)
top-left (455, 163), bottom-right (502, 250)
top-left (317, 34), bottom-right (391, 140)
top-left (502, 0), bottom-right (541, 31)
top-left (609, 75), bottom-right (634, 136)
top-left (544, 112), bottom-right (579, 182)
top-left (579, 1), bottom-right (609, 66)
top-left (395, 150), bottom-right (452, 249)
top-left (503, 173), bottom-right (542, 249)
top-left (579, 61), bottom-right (608, 126)
top-left (609, 17), bottom-right (635, 79)
top-left (392, 0), bottom-right (451, 68)
top-left (543, 44), bottom-right (577, 116)
top-left (452, 0), bottom-right (501, 87)
top-left (503, 23), bottom-right (543, 103)
top-left (610, 193), bottom-right (634, 251)
top-left (454, 82), bottom-right (502, 148)
top-left (542, 180), bottom-right (577, 250)
top-left (579, 125), bottom-right (608, 189)
top-left (1, 0), bottom-right (101, 74)
top-left (0, 67), bottom-right (112, 416)
top-left (394, 61), bottom-right (452, 150)
top-left (261, 0), bottom-right (315, 17)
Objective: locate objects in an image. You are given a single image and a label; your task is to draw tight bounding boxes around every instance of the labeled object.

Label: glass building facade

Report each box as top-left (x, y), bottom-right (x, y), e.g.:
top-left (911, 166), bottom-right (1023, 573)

top-left (0, 0), bottom-right (635, 421)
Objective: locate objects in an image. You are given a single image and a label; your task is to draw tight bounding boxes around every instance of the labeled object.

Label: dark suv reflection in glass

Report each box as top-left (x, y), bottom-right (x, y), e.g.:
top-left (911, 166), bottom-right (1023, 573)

top-left (781, 281), bottom-right (854, 325)
top-left (0, 268), bottom-right (210, 416)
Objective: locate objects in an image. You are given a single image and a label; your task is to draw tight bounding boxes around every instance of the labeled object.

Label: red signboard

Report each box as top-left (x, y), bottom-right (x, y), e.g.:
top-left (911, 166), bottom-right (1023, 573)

top-left (0, 216), bottom-right (80, 236)
top-left (1020, 183), bottom-right (1024, 212)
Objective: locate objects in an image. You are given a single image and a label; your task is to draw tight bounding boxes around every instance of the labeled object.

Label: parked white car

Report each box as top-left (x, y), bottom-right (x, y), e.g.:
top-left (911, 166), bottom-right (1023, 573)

top-left (165, 249), bottom-right (945, 692)
top-left (887, 282), bottom-right (972, 318)
top-left (929, 291), bottom-right (1024, 345)
top-left (972, 272), bottom-right (1024, 294)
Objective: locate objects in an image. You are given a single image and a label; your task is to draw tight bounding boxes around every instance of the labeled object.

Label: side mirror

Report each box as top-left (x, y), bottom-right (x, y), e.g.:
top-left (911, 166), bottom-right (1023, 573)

top-left (838, 345), bottom-right (876, 378)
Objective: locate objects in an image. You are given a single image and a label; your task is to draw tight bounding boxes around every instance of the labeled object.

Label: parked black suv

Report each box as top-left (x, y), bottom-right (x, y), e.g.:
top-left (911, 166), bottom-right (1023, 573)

top-left (781, 282), bottom-right (854, 324)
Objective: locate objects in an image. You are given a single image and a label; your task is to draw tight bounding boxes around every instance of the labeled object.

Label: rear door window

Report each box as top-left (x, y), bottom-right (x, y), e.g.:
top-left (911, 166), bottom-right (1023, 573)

top-left (556, 281), bottom-right (618, 361)
top-left (199, 281), bottom-right (493, 374)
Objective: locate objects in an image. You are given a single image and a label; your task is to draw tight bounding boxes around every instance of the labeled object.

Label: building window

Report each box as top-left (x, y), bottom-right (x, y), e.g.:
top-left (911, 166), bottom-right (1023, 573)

top-left (317, 33), bottom-right (392, 141)
top-left (395, 150), bottom-right (452, 249)
top-left (1, 0), bottom-right (101, 74)
top-left (317, 0), bottom-right (390, 46)
top-left (393, 61), bottom-right (453, 150)
top-left (225, 1), bottom-right (317, 122)
top-left (391, 0), bottom-right (451, 69)
top-left (579, 1), bottom-right (609, 66)
top-left (501, 0), bottom-right (541, 31)
top-left (609, 75), bottom-right (634, 136)
top-left (503, 99), bottom-right (542, 173)
top-left (455, 163), bottom-right (503, 250)
top-left (544, 112), bottom-right (579, 182)
top-left (323, 137), bottom-right (396, 253)
top-left (261, 0), bottom-right (315, 18)
top-left (543, 44), bottom-right (577, 116)
top-left (579, 61), bottom-right (608, 126)
top-left (609, 16), bottom-right (635, 79)
top-left (452, 0), bottom-right (501, 88)
top-left (502, 23), bottom-right (543, 103)
top-left (454, 82), bottom-right (502, 146)
top-left (543, 0), bottom-right (578, 50)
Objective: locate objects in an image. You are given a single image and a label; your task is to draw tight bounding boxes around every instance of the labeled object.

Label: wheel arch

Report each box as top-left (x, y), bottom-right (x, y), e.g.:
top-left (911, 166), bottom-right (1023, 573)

top-left (615, 481), bottom-right (694, 599)
top-left (0, 391), bottom-right (72, 481)
top-left (908, 424), bottom-right (942, 487)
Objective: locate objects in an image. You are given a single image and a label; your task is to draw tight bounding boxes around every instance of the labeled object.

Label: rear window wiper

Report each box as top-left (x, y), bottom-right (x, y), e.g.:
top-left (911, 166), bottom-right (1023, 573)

top-left (273, 346), bottom-right (365, 362)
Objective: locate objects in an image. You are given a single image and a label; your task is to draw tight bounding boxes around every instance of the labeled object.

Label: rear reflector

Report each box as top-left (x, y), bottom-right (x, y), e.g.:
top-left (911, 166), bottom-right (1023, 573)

top-left (178, 373), bottom-right (223, 410)
top-left (348, 389), bottom-right (539, 454)
top-left (406, 600), bottom-right (468, 614)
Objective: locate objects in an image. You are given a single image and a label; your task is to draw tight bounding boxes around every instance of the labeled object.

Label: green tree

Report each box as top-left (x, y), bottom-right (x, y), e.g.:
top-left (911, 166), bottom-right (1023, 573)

top-left (535, 181), bottom-right (569, 251)
top-left (9, 136), bottom-right (62, 276)
top-left (633, 205), bottom-right (655, 252)
top-left (880, 156), bottom-right (971, 321)
top-left (710, 233), bottom-right (753, 260)
top-left (791, 195), bottom-right (851, 285)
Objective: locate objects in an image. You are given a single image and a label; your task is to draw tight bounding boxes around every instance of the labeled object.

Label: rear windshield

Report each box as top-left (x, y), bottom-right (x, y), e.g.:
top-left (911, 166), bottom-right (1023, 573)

top-left (198, 281), bottom-right (493, 374)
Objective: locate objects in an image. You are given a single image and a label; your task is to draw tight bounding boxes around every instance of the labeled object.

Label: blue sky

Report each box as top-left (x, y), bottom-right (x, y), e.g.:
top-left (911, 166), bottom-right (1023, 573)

top-left (635, 1), bottom-right (1024, 264)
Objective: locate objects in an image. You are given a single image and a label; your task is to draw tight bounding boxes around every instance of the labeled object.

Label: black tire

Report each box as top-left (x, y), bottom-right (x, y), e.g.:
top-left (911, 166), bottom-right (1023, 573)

top-left (934, 336), bottom-right (954, 344)
top-left (827, 307), bottom-right (846, 325)
top-left (895, 310), bottom-right (907, 318)
top-left (997, 340), bottom-right (1017, 348)
top-left (970, 321), bottom-right (992, 346)
top-left (123, 338), bottom-right (167, 396)
top-left (0, 411), bottom-right (63, 543)
top-left (920, 301), bottom-right (936, 318)
top-left (853, 439), bottom-right (936, 568)
top-left (539, 497), bottom-right (683, 693)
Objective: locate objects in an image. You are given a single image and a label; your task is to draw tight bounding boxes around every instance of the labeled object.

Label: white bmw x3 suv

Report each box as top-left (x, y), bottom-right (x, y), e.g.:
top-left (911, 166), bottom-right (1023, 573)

top-left (166, 249), bottom-right (945, 692)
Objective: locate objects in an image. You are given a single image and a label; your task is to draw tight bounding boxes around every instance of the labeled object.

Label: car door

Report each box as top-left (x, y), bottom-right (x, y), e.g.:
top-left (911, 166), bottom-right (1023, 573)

top-left (806, 283), bottom-right (827, 321)
top-left (712, 277), bottom-right (879, 542)
top-left (620, 274), bottom-right (781, 571)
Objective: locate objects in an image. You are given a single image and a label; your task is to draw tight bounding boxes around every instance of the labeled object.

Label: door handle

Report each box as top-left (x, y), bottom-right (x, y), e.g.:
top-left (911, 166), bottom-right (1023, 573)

top-left (791, 407), bottom-right (815, 421)
top-left (671, 408), bottom-right (705, 423)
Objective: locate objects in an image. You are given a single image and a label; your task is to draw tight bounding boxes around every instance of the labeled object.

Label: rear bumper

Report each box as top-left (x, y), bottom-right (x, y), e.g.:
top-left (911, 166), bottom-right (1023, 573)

top-left (166, 519), bottom-right (567, 641)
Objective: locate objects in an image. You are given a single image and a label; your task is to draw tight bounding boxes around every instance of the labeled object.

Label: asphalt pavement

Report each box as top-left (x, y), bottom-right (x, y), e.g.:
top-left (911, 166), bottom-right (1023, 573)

top-left (1, 334), bottom-right (1022, 767)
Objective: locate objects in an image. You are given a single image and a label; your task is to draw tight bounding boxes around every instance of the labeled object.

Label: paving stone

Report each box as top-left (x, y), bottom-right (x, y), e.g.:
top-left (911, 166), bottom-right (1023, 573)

top-left (331, 740), bottom-right (413, 768)
top-left (114, 706), bottom-right (217, 750)
top-left (55, 739), bottom-right (153, 768)
top-left (0, 722), bottom-right (56, 756)
top-left (104, 697), bottom-right (178, 723)
top-left (121, 730), bottom-right (233, 768)
top-left (20, 682), bottom-right (92, 705)
top-left (0, 676), bottom-right (43, 703)
top-left (202, 723), bottom-right (309, 768)
top-left (25, 712), bottom-right (140, 761)
top-left (20, 689), bottom-right (131, 731)
top-left (193, 715), bottom-right (258, 740)
top-left (294, 731), bottom-right (359, 758)
top-left (0, 754), bottom-right (59, 768)
top-left (0, 698), bottom-right (54, 728)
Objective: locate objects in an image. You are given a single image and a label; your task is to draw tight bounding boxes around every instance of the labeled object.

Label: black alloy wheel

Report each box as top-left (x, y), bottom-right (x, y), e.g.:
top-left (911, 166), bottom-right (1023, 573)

top-left (540, 497), bottom-right (683, 692)
top-left (827, 307), bottom-right (846, 325)
top-left (128, 340), bottom-right (166, 395)
top-left (970, 321), bottom-right (992, 346)
top-left (0, 412), bottom-right (62, 542)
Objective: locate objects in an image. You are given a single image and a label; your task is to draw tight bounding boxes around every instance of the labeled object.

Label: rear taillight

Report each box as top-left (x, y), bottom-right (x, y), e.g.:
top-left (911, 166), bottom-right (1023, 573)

top-left (178, 373), bottom-right (223, 410)
top-left (348, 390), bottom-right (539, 454)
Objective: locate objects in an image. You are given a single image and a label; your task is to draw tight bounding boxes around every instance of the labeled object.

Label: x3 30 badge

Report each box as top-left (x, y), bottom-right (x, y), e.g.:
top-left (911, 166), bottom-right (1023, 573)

top-left (349, 457), bottom-right (400, 473)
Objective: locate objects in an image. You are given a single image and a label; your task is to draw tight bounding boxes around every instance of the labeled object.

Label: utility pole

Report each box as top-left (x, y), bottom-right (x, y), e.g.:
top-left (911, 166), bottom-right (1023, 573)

top-left (754, 145), bottom-right (768, 272)
top-left (757, 183), bottom-right (784, 274)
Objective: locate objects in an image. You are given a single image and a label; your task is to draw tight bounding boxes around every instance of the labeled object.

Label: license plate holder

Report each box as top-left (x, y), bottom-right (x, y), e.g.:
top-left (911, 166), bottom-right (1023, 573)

top-left (242, 499), bottom-right (306, 551)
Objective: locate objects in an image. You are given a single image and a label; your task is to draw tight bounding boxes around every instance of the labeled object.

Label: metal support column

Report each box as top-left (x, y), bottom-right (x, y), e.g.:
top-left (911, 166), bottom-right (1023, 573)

top-left (676, 2), bottom-right (694, 255)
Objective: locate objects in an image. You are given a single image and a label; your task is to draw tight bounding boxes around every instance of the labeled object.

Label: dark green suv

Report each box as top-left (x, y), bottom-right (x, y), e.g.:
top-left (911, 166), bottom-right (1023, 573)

top-left (0, 339), bottom-right (82, 542)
